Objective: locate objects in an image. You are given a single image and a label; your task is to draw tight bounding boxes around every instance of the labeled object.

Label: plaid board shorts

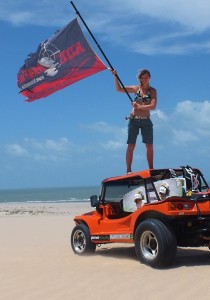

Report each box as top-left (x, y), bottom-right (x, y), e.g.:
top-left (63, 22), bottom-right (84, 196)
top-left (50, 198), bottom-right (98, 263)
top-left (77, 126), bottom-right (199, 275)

top-left (127, 118), bottom-right (153, 144)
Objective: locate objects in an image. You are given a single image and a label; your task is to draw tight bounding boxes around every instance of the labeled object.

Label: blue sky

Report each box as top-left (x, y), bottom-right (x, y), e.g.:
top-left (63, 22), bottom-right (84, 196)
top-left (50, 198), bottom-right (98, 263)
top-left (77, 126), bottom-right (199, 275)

top-left (1, 0), bottom-right (210, 189)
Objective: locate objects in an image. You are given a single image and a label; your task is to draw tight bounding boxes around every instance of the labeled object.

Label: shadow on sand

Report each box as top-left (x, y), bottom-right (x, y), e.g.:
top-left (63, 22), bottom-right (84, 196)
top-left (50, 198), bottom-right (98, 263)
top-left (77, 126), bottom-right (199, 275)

top-left (95, 245), bottom-right (210, 268)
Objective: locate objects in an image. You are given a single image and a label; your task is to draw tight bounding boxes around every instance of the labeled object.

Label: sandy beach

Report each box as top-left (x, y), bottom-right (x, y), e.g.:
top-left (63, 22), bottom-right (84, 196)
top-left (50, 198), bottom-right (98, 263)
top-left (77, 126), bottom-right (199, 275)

top-left (1, 202), bottom-right (210, 300)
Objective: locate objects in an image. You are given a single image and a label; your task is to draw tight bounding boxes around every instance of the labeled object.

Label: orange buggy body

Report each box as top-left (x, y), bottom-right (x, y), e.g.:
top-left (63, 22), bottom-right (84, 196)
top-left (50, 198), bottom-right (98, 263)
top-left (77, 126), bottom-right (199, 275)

top-left (71, 166), bottom-right (210, 268)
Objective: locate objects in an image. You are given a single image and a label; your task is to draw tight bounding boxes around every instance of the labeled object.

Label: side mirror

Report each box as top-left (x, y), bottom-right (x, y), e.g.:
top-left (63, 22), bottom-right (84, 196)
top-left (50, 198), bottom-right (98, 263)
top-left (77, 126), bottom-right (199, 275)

top-left (90, 195), bottom-right (99, 207)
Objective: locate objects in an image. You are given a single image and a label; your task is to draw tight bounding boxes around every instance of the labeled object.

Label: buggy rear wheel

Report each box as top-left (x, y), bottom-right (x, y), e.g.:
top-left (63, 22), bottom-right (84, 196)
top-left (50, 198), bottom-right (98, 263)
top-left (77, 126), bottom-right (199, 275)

top-left (134, 219), bottom-right (177, 268)
top-left (71, 224), bottom-right (96, 255)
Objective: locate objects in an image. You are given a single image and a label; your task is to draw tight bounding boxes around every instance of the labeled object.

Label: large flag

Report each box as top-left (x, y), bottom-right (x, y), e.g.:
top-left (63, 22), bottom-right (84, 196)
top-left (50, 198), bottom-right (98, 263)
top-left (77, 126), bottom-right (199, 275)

top-left (17, 18), bottom-right (107, 102)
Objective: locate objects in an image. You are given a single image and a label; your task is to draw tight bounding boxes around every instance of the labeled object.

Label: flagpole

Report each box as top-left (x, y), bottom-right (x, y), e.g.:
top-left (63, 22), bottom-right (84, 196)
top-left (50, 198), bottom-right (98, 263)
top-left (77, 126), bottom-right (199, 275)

top-left (70, 1), bottom-right (133, 103)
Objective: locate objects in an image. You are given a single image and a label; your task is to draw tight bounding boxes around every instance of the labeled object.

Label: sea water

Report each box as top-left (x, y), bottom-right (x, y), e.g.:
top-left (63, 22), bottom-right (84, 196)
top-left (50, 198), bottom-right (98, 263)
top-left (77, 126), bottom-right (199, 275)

top-left (0, 186), bottom-right (100, 204)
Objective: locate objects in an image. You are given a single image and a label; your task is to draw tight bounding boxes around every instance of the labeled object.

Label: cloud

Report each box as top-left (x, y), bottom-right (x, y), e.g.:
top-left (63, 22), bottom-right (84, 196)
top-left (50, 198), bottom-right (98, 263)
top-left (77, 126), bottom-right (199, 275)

top-left (81, 121), bottom-right (127, 151)
top-left (2, 0), bottom-right (210, 55)
top-left (2, 98), bottom-right (210, 185)
top-left (77, 0), bottom-right (210, 55)
top-left (172, 129), bottom-right (199, 144)
top-left (174, 100), bottom-right (210, 130)
top-left (4, 122), bottom-right (127, 165)
top-left (6, 144), bottom-right (28, 157)
top-left (0, 1), bottom-right (70, 26)
top-left (5, 99), bottom-right (210, 163)
top-left (151, 109), bottom-right (169, 121)
top-left (81, 121), bottom-right (116, 134)
top-left (154, 99), bottom-right (210, 146)
top-left (81, 121), bottom-right (126, 136)
top-left (5, 137), bottom-right (85, 162)
top-left (131, 33), bottom-right (210, 55)
top-left (101, 140), bottom-right (124, 151)
top-left (26, 137), bottom-right (70, 152)
top-left (125, 0), bottom-right (210, 32)
top-left (176, 101), bottom-right (210, 143)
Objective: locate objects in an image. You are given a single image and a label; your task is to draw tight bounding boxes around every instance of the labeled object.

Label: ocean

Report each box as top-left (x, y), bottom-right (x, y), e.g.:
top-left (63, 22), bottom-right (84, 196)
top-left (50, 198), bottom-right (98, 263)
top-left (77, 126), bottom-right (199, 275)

top-left (0, 186), bottom-right (100, 204)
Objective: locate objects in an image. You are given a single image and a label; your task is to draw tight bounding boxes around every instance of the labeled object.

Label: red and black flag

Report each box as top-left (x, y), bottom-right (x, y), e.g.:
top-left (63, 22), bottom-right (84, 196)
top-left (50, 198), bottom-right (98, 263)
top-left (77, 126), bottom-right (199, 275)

top-left (17, 18), bottom-right (107, 102)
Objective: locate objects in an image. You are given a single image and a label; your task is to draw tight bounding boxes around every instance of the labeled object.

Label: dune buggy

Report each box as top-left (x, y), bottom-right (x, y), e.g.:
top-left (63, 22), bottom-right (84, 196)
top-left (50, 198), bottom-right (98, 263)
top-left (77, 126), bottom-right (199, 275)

top-left (71, 166), bottom-right (210, 268)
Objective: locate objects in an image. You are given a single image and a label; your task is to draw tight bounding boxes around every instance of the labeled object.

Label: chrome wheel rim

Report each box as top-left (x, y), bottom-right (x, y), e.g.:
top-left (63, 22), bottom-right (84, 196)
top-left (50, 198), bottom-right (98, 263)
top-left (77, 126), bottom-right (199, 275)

top-left (140, 230), bottom-right (158, 260)
top-left (73, 229), bottom-right (86, 253)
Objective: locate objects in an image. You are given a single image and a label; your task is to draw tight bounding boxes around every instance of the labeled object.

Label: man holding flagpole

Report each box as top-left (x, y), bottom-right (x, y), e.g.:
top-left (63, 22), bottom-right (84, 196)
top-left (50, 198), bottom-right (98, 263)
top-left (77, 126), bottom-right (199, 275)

top-left (112, 69), bottom-right (157, 173)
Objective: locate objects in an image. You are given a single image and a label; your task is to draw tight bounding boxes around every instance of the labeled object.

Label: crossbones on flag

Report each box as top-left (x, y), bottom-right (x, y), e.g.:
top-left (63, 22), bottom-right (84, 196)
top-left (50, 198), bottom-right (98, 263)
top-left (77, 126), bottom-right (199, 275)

top-left (17, 18), bottom-right (107, 102)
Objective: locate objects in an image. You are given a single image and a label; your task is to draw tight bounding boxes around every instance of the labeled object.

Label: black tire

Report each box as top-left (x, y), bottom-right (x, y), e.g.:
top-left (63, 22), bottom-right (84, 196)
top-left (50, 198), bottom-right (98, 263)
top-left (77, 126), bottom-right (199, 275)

top-left (71, 224), bottom-right (96, 255)
top-left (134, 219), bottom-right (177, 268)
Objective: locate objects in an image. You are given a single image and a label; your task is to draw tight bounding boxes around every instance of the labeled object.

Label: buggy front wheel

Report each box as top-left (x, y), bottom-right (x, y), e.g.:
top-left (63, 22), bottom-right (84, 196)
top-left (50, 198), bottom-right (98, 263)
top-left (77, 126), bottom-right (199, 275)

top-left (71, 224), bottom-right (96, 255)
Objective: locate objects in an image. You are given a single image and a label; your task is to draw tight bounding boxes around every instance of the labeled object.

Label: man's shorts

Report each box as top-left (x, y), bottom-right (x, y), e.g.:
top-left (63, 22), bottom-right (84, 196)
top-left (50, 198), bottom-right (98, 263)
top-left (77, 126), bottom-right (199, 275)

top-left (127, 118), bottom-right (153, 144)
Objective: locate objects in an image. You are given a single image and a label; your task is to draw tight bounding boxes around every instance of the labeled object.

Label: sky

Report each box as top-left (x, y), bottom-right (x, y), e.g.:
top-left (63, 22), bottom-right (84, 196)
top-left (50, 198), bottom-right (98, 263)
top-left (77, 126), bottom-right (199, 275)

top-left (1, 0), bottom-right (210, 189)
